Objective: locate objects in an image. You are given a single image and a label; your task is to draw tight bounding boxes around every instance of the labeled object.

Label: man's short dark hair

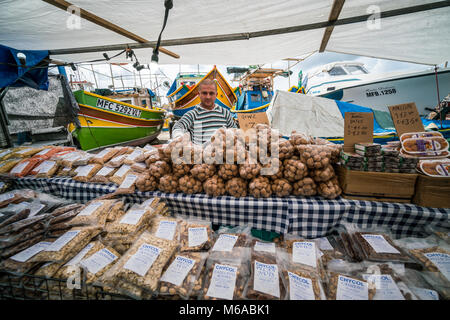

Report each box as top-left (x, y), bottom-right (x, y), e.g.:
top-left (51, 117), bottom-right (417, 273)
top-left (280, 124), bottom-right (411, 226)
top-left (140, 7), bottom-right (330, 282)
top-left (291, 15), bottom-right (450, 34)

top-left (198, 79), bottom-right (217, 92)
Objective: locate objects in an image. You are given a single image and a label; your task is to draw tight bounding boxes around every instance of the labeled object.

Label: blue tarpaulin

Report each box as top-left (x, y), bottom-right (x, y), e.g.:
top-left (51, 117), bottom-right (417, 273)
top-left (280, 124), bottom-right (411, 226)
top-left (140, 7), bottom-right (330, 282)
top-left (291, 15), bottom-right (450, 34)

top-left (0, 44), bottom-right (49, 90)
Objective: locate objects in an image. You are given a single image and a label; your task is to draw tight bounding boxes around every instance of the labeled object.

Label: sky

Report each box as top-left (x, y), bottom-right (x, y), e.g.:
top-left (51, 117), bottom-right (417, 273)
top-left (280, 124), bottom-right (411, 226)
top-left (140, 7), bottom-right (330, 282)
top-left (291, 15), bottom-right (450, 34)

top-left (64, 51), bottom-right (434, 105)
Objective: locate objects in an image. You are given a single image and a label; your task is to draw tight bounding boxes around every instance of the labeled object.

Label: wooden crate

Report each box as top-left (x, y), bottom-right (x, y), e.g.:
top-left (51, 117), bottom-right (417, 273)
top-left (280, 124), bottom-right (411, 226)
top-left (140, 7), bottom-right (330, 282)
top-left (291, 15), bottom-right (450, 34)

top-left (412, 175), bottom-right (450, 208)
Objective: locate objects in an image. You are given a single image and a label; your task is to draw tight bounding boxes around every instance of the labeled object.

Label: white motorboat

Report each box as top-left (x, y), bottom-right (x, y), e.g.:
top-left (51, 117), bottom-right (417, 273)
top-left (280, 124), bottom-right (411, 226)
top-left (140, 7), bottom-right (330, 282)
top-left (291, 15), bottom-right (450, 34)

top-left (303, 61), bottom-right (450, 115)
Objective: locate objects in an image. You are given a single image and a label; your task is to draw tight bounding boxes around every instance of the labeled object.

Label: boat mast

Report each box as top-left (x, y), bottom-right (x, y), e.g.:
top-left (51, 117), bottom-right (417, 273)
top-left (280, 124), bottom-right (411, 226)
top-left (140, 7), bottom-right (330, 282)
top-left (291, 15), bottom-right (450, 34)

top-left (109, 63), bottom-right (115, 92)
top-left (90, 64), bottom-right (98, 89)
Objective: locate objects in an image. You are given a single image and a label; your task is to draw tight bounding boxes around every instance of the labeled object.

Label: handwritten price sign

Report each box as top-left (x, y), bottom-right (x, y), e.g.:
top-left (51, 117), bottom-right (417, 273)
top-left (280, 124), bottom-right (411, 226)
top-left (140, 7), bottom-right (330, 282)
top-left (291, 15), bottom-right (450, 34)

top-left (344, 112), bottom-right (374, 152)
top-left (237, 112), bottom-right (269, 132)
top-left (388, 103), bottom-right (424, 137)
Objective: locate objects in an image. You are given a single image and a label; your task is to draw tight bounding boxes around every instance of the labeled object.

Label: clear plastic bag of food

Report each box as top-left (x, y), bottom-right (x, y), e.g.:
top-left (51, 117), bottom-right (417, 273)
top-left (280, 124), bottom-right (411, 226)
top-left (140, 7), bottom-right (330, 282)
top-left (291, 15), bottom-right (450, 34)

top-left (56, 151), bottom-right (85, 168)
top-left (149, 215), bottom-right (183, 242)
top-left (9, 158), bottom-right (44, 178)
top-left (281, 235), bottom-right (325, 276)
top-left (158, 251), bottom-right (208, 299)
top-left (11, 146), bottom-right (46, 158)
top-left (0, 158), bottom-right (22, 174)
top-left (70, 199), bottom-right (116, 227)
top-left (212, 225), bottom-right (252, 252)
top-left (325, 259), bottom-right (376, 300)
top-left (178, 218), bottom-right (214, 252)
top-left (79, 244), bottom-right (121, 284)
top-left (115, 173), bottom-right (139, 193)
top-left (109, 164), bottom-right (133, 185)
top-left (33, 160), bottom-right (60, 178)
top-left (0, 148), bottom-right (14, 161)
top-left (278, 250), bottom-right (326, 300)
top-left (130, 162), bottom-right (147, 173)
top-left (403, 268), bottom-right (444, 300)
top-left (244, 247), bottom-right (286, 300)
top-left (89, 148), bottom-right (121, 165)
top-left (105, 154), bottom-right (128, 168)
top-left (89, 166), bottom-right (117, 184)
top-left (200, 248), bottom-right (250, 300)
top-left (105, 200), bottom-right (125, 223)
top-left (359, 262), bottom-right (418, 300)
top-left (105, 204), bottom-right (156, 234)
top-left (0, 240), bottom-right (54, 274)
top-left (344, 223), bottom-right (412, 263)
top-left (28, 225), bottom-right (102, 263)
top-left (289, 131), bottom-right (313, 147)
top-left (72, 164), bottom-right (103, 182)
top-left (123, 148), bottom-right (145, 165)
top-left (100, 231), bottom-right (178, 298)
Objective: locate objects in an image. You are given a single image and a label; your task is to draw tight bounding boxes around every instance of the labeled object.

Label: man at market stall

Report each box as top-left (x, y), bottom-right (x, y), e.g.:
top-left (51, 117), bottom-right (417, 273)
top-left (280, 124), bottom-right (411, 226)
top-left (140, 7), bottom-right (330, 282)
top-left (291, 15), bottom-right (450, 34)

top-left (171, 79), bottom-right (237, 145)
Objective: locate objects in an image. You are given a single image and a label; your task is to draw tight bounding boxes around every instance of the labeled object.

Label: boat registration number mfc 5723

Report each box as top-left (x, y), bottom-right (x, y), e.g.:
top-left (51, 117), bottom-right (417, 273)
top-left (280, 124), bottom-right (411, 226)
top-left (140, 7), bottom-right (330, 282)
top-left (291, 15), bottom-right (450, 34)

top-left (96, 98), bottom-right (142, 118)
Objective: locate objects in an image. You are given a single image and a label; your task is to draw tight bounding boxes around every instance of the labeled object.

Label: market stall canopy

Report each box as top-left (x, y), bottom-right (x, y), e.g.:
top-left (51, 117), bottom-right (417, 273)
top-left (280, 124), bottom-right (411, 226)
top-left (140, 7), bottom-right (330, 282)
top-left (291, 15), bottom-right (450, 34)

top-left (0, 44), bottom-right (49, 90)
top-left (0, 0), bottom-right (449, 65)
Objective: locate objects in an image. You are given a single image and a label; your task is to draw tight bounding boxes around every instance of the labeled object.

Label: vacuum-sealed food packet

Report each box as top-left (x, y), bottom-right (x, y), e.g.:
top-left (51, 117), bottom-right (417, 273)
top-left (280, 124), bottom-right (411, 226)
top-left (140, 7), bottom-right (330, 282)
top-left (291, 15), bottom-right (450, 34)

top-left (105, 154), bottom-right (128, 168)
top-left (279, 251), bottom-right (326, 300)
top-left (105, 205), bottom-right (156, 234)
top-left (282, 235), bottom-right (324, 275)
top-left (200, 248), bottom-right (250, 300)
top-left (123, 148), bottom-right (145, 165)
top-left (0, 158), bottom-right (22, 174)
top-left (360, 262), bottom-right (418, 300)
top-left (158, 251), bottom-right (208, 299)
top-left (89, 148), bottom-right (120, 165)
top-left (72, 164), bottom-right (103, 182)
top-left (9, 158), bottom-right (44, 177)
top-left (33, 160), bottom-right (60, 178)
top-left (28, 226), bottom-right (102, 263)
top-left (109, 164), bottom-right (133, 185)
top-left (70, 199), bottom-right (116, 227)
top-left (80, 244), bottom-right (121, 284)
top-left (105, 200), bottom-right (125, 223)
top-left (149, 215), bottom-right (182, 242)
top-left (57, 151), bottom-right (85, 168)
top-left (245, 249), bottom-right (285, 300)
top-left (179, 218), bottom-right (214, 252)
top-left (115, 173), bottom-right (139, 193)
top-left (0, 149), bottom-right (14, 161)
top-left (0, 240), bottom-right (54, 274)
top-left (325, 260), bottom-right (376, 300)
top-left (344, 224), bottom-right (411, 263)
top-left (131, 162), bottom-right (147, 173)
top-left (89, 166), bottom-right (117, 184)
top-left (354, 143), bottom-right (382, 156)
top-left (212, 225), bottom-right (252, 252)
top-left (100, 231), bottom-right (177, 298)
top-left (11, 146), bottom-right (46, 158)
top-left (407, 245), bottom-right (450, 286)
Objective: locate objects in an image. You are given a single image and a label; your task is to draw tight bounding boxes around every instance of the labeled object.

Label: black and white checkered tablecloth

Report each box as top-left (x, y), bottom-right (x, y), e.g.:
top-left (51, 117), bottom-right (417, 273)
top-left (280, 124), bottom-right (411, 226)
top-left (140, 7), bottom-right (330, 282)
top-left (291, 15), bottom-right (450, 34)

top-left (13, 177), bottom-right (449, 238)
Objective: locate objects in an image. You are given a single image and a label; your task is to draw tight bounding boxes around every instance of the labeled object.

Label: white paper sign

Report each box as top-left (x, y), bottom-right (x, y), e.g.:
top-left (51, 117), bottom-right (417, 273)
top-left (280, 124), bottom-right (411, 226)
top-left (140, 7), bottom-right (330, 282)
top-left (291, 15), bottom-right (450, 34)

top-left (336, 275), bottom-right (369, 300)
top-left (254, 261), bottom-right (280, 298)
top-left (254, 241), bottom-right (276, 254)
top-left (15, 148), bottom-right (32, 155)
top-left (288, 271), bottom-right (316, 300)
top-left (361, 234), bottom-right (401, 254)
top-left (47, 230), bottom-right (80, 252)
top-left (81, 248), bottom-right (118, 275)
top-left (0, 150), bottom-right (12, 158)
top-left (127, 149), bottom-right (143, 161)
top-left (123, 243), bottom-right (161, 277)
top-left (119, 174), bottom-right (138, 189)
top-left (206, 264), bottom-right (237, 300)
top-left (155, 220), bottom-right (177, 240)
top-left (212, 234), bottom-right (238, 252)
top-left (160, 255), bottom-right (196, 287)
top-left (78, 202), bottom-right (103, 216)
top-left (35, 148), bottom-right (52, 156)
top-left (64, 243), bottom-right (95, 267)
top-left (292, 241), bottom-right (317, 268)
top-left (114, 165), bottom-right (131, 177)
top-left (95, 149), bottom-right (111, 158)
top-left (10, 241), bottom-right (53, 263)
top-left (119, 209), bottom-right (146, 225)
top-left (188, 227), bottom-right (208, 247)
top-left (362, 274), bottom-right (405, 300)
top-left (424, 252), bottom-right (450, 281)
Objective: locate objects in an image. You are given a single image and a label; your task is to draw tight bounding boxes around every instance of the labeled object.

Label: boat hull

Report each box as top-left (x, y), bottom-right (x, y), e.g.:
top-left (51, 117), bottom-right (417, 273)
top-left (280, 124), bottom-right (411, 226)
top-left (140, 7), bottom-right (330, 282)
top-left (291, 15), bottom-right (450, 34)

top-left (316, 69), bottom-right (450, 116)
top-left (71, 90), bottom-right (165, 151)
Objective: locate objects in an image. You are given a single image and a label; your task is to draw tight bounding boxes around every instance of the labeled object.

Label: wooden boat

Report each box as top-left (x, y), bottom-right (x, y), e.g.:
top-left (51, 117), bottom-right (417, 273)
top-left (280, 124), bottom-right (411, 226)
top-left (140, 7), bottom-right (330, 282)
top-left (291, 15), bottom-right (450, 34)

top-left (167, 66), bottom-right (237, 118)
top-left (68, 90), bottom-right (165, 151)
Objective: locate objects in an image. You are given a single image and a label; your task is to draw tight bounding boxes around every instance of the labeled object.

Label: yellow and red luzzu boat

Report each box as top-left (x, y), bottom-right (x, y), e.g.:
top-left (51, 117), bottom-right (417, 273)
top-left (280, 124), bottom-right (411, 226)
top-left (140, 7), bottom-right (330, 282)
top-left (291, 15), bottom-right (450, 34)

top-left (167, 66), bottom-right (237, 118)
top-left (68, 90), bottom-right (166, 151)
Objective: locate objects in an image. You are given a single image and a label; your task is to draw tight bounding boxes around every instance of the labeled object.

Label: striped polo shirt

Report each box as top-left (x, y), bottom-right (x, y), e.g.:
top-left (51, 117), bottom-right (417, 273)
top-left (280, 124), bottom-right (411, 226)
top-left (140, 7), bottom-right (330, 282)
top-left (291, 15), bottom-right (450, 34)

top-left (172, 104), bottom-right (237, 145)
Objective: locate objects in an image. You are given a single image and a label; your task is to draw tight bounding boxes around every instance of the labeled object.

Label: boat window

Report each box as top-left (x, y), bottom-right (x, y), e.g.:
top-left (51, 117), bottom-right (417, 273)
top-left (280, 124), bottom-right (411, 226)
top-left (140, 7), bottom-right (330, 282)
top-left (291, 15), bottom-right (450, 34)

top-left (344, 65), bottom-right (368, 75)
top-left (328, 66), bottom-right (347, 76)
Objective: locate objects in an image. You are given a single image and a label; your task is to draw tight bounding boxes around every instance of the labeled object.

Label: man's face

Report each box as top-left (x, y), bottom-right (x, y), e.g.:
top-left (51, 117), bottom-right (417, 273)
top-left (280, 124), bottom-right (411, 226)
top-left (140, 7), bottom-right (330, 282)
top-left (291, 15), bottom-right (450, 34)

top-left (198, 84), bottom-right (217, 109)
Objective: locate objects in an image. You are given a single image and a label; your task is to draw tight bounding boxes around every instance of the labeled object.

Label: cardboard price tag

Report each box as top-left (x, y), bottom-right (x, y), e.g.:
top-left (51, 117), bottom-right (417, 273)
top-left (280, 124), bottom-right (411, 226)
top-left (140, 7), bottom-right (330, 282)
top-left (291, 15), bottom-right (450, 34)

top-left (344, 112), bottom-right (374, 152)
top-left (237, 112), bottom-right (269, 132)
top-left (388, 103), bottom-right (424, 137)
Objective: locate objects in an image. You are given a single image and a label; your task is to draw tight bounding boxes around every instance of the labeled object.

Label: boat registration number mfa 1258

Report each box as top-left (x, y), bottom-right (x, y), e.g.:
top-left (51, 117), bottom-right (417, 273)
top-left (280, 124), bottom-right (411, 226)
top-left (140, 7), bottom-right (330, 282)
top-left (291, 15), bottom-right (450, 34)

top-left (96, 99), bottom-right (142, 118)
